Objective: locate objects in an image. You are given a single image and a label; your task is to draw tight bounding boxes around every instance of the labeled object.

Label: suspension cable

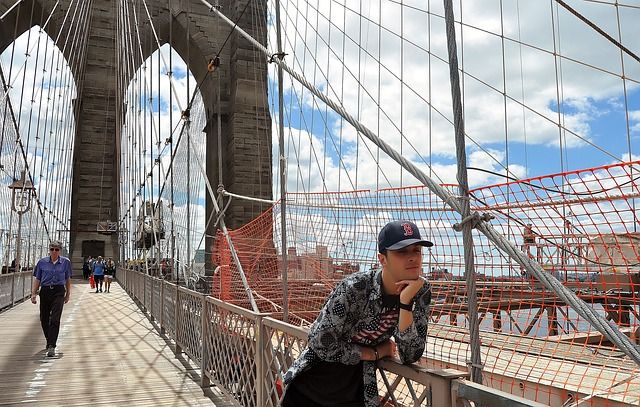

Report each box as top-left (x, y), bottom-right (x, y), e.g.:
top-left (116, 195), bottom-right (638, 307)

top-left (197, 0), bottom-right (640, 366)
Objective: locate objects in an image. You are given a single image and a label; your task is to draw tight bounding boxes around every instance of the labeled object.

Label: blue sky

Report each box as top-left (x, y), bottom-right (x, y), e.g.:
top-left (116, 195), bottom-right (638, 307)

top-left (266, 0), bottom-right (640, 197)
top-left (2, 1), bottom-right (640, 265)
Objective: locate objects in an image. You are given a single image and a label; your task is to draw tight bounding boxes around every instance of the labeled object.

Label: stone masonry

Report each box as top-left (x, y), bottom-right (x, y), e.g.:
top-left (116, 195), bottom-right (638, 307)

top-left (0, 0), bottom-right (272, 273)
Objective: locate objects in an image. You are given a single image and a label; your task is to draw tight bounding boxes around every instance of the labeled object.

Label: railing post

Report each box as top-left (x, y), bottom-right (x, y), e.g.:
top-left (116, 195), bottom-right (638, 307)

top-left (150, 279), bottom-right (155, 322)
top-left (256, 314), bottom-right (266, 406)
top-left (18, 273), bottom-right (22, 301)
top-left (200, 294), bottom-right (210, 388)
top-left (175, 287), bottom-right (182, 355)
top-left (143, 274), bottom-right (147, 311)
top-left (160, 280), bottom-right (165, 334)
top-left (10, 271), bottom-right (15, 306)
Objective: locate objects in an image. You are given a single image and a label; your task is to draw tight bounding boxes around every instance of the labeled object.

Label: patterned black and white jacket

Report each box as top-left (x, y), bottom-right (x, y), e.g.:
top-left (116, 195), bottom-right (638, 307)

top-left (283, 268), bottom-right (431, 407)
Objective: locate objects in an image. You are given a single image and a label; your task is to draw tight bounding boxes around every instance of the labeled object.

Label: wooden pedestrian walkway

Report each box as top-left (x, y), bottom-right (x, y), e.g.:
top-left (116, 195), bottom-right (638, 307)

top-left (0, 280), bottom-right (234, 406)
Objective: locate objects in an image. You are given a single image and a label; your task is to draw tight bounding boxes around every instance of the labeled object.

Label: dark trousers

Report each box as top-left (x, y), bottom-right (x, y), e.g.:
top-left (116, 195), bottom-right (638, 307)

top-left (94, 275), bottom-right (104, 290)
top-left (39, 285), bottom-right (66, 347)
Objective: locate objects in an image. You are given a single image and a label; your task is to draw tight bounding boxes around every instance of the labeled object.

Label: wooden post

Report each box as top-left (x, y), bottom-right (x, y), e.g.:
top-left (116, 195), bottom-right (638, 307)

top-left (447, 294), bottom-right (458, 326)
top-left (492, 311), bottom-right (503, 333)
top-left (547, 306), bottom-right (558, 336)
top-left (620, 303), bottom-right (631, 327)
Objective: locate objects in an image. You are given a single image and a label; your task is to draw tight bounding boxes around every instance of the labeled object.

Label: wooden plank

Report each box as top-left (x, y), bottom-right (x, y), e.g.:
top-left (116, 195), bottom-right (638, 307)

top-left (544, 326), bottom-right (640, 344)
top-left (424, 327), bottom-right (640, 405)
top-left (429, 324), bottom-right (639, 371)
top-left (0, 281), bottom-right (234, 406)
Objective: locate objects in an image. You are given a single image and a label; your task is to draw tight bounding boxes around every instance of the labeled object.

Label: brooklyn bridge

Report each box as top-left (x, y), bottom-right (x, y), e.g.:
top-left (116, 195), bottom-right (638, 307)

top-left (1, 0), bottom-right (639, 406)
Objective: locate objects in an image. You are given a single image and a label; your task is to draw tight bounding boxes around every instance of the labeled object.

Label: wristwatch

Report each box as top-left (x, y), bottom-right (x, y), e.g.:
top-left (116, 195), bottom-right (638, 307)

top-left (398, 300), bottom-right (414, 311)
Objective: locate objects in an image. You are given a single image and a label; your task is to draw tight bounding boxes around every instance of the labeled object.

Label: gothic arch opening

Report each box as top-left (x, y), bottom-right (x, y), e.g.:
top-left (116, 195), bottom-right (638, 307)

top-left (119, 44), bottom-right (208, 281)
top-left (0, 25), bottom-right (78, 269)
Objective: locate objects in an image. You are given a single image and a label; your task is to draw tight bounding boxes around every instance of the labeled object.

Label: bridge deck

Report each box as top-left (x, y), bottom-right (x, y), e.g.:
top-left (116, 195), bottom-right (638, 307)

top-left (0, 280), bottom-right (233, 406)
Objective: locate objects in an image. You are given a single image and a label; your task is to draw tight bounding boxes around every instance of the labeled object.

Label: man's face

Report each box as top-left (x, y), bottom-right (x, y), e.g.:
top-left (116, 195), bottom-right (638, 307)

top-left (378, 243), bottom-right (423, 281)
top-left (49, 246), bottom-right (60, 260)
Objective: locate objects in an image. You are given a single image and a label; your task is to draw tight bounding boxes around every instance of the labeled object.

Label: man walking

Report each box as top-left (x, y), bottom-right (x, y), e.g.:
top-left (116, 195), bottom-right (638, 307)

top-left (283, 220), bottom-right (433, 406)
top-left (31, 240), bottom-right (72, 357)
top-left (92, 256), bottom-right (105, 293)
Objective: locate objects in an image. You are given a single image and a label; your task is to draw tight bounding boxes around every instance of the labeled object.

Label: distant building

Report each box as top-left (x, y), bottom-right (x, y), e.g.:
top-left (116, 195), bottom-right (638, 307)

top-left (428, 267), bottom-right (452, 281)
top-left (279, 245), bottom-right (360, 280)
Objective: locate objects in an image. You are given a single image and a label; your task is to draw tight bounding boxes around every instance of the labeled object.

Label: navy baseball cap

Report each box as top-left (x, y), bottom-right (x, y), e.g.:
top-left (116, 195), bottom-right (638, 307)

top-left (378, 220), bottom-right (433, 253)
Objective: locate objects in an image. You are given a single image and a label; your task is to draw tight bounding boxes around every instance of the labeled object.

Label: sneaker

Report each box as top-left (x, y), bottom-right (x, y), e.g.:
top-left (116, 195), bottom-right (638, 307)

top-left (95, 290), bottom-right (99, 293)
top-left (46, 346), bottom-right (55, 357)
top-left (99, 289), bottom-right (102, 292)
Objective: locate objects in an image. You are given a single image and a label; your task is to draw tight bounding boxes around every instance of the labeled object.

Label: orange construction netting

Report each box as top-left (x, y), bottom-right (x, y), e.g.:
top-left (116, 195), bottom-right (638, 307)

top-left (212, 160), bottom-right (640, 406)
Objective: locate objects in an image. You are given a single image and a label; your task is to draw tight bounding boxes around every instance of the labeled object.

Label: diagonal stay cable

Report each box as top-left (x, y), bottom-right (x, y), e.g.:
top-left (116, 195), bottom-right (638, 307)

top-left (555, 0), bottom-right (640, 64)
top-left (0, 0), bottom-right (62, 105)
top-left (119, 0), bottom-right (254, 218)
top-left (195, 0), bottom-right (640, 366)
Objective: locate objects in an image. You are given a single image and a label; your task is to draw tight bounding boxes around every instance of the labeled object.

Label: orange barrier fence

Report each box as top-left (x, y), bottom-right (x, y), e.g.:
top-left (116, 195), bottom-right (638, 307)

top-left (210, 161), bottom-right (640, 405)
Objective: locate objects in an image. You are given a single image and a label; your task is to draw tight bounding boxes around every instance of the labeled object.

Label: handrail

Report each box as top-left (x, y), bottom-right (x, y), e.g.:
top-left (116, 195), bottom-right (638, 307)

top-left (118, 268), bottom-right (549, 406)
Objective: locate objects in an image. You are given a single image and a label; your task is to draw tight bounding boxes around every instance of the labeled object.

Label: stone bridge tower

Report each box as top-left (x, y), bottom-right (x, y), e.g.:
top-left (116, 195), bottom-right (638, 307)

top-left (0, 0), bottom-right (272, 270)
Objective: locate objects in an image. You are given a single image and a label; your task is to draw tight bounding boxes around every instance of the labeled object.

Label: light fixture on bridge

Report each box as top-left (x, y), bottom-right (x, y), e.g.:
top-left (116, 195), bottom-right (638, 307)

top-left (9, 170), bottom-right (35, 214)
top-left (8, 170), bottom-right (35, 272)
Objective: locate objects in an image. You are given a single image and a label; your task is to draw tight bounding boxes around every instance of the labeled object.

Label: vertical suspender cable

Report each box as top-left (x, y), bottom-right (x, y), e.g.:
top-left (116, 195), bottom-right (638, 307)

top-left (442, 0), bottom-right (483, 383)
top-left (157, 37), bottom-right (162, 263)
top-left (614, 4), bottom-right (636, 233)
top-left (169, 0), bottom-right (176, 279)
top-left (274, 0), bottom-right (289, 323)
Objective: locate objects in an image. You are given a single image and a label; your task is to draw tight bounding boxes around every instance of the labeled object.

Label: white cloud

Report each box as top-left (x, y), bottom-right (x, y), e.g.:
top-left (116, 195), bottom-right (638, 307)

top-left (268, 0), bottom-right (639, 197)
top-left (630, 111), bottom-right (640, 133)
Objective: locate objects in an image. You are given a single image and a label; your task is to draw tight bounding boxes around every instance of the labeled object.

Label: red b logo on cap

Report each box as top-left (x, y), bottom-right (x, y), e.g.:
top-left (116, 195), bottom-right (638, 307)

top-left (402, 223), bottom-right (413, 236)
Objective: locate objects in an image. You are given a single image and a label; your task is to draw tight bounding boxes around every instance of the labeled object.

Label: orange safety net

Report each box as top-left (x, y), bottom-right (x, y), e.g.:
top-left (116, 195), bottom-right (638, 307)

top-left (211, 161), bottom-right (640, 406)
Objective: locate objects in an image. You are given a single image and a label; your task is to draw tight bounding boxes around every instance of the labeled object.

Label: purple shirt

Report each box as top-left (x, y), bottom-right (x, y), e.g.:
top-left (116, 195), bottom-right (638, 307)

top-left (33, 256), bottom-right (72, 286)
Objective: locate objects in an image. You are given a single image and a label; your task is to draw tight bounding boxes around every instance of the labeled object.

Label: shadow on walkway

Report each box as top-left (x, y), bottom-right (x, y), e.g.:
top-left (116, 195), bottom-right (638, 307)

top-left (0, 280), bottom-right (233, 406)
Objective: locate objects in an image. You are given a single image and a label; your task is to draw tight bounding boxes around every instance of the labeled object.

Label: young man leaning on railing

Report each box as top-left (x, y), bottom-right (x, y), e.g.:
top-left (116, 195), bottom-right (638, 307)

top-left (282, 220), bottom-right (432, 407)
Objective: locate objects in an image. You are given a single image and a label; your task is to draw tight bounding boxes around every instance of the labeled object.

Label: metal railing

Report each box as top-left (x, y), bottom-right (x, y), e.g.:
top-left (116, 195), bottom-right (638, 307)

top-left (119, 269), bottom-right (545, 407)
top-left (0, 271), bottom-right (32, 310)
